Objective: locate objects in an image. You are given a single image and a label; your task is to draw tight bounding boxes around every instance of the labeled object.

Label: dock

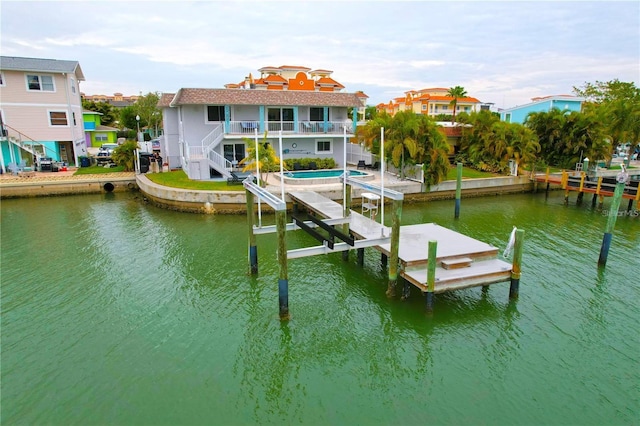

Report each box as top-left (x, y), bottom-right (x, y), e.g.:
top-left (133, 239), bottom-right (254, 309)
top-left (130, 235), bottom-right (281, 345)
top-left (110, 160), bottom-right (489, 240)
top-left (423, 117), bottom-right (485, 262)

top-left (533, 170), bottom-right (639, 208)
top-left (288, 191), bottom-right (513, 294)
top-left (243, 174), bottom-right (523, 319)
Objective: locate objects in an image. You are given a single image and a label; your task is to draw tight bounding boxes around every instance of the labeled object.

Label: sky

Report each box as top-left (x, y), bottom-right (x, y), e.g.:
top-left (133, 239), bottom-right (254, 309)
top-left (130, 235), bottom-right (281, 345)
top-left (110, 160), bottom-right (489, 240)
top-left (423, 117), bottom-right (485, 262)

top-left (1, 1), bottom-right (638, 110)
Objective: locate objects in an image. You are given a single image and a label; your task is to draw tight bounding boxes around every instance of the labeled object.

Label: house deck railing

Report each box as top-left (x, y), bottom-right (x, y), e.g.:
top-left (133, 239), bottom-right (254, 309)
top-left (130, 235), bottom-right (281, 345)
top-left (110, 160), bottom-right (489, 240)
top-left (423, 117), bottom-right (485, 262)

top-left (225, 120), bottom-right (355, 135)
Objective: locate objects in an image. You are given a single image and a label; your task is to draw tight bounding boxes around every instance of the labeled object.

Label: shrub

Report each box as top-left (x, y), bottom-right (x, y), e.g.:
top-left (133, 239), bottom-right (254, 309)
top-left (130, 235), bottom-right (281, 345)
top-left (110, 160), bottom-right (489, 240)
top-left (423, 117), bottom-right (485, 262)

top-left (111, 140), bottom-right (138, 171)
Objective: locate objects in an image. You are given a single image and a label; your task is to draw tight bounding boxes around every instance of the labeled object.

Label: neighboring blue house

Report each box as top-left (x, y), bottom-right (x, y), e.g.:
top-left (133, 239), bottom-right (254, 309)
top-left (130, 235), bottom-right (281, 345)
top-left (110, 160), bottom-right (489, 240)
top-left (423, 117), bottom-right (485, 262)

top-left (499, 95), bottom-right (584, 124)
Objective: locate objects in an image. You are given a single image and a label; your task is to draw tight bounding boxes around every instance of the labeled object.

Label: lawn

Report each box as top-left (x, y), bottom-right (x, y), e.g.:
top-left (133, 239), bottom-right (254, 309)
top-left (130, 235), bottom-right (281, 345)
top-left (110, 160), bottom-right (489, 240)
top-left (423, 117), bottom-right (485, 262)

top-left (74, 165), bottom-right (125, 174)
top-left (146, 170), bottom-right (245, 191)
top-left (446, 166), bottom-right (497, 180)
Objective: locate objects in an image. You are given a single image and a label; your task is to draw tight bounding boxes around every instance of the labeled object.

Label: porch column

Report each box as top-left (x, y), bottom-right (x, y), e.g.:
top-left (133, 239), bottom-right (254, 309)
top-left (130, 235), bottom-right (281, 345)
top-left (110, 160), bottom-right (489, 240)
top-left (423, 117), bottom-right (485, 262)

top-left (293, 107), bottom-right (299, 133)
top-left (259, 106), bottom-right (265, 133)
top-left (323, 107), bottom-right (329, 132)
top-left (224, 105), bottom-right (231, 133)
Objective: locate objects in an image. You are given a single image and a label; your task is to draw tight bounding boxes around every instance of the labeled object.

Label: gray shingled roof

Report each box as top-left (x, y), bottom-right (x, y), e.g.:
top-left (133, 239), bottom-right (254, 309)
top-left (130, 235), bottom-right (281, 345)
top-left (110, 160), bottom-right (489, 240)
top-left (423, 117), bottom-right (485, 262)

top-left (169, 88), bottom-right (363, 107)
top-left (0, 56), bottom-right (85, 80)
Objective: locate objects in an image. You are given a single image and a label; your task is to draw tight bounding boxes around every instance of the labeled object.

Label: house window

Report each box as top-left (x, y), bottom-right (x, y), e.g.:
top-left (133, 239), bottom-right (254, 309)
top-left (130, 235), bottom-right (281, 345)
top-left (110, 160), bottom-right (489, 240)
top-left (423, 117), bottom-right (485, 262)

top-left (422, 105), bottom-right (426, 111)
top-left (0, 72), bottom-right (5, 86)
top-left (315, 139), bottom-right (332, 154)
top-left (442, 105), bottom-right (448, 110)
top-left (72, 112), bottom-right (77, 126)
top-left (71, 78), bottom-right (76, 94)
top-left (310, 107), bottom-right (328, 121)
top-left (27, 74), bottom-right (55, 92)
top-left (49, 111), bottom-right (68, 126)
top-left (95, 133), bottom-right (108, 142)
top-left (268, 107), bottom-right (294, 131)
top-left (505, 113), bottom-right (511, 123)
top-left (207, 105), bottom-right (225, 122)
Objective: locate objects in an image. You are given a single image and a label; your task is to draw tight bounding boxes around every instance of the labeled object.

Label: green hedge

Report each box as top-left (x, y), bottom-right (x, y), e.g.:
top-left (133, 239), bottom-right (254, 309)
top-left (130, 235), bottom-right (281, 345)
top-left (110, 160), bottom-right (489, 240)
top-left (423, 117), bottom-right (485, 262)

top-left (283, 157), bottom-right (336, 170)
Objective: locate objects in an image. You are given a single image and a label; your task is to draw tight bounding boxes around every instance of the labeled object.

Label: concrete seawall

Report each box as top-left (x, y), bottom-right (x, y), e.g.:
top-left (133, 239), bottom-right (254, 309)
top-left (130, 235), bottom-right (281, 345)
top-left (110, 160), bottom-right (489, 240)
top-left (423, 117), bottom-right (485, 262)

top-left (1, 170), bottom-right (534, 212)
top-left (137, 174), bottom-right (535, 214)
top-left (0, 172), bottom-right (137, 198)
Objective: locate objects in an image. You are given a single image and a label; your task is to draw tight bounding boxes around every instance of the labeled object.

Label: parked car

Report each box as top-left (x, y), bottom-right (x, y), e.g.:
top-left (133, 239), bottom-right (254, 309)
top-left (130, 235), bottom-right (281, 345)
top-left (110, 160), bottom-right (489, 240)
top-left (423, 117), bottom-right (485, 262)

top-left (99, 143), bottom-right (118, 155)
top-left (96, 151), bottom-right (113, 165)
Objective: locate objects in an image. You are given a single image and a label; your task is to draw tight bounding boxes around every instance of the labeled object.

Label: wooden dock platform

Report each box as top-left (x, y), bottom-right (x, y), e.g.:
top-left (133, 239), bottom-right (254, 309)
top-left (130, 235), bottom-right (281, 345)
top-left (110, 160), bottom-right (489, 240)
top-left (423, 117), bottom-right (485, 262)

top-left (533, 171), bottom-right (639, 203)
top-left (289, 191), bottom-right (513, 294)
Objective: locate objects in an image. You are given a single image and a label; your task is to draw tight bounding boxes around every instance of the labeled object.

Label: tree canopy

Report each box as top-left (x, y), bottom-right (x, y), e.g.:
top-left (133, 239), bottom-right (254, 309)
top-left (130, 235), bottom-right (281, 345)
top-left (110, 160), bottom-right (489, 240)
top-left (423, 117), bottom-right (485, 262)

top-left (81, 100), bottom-right (118, 126)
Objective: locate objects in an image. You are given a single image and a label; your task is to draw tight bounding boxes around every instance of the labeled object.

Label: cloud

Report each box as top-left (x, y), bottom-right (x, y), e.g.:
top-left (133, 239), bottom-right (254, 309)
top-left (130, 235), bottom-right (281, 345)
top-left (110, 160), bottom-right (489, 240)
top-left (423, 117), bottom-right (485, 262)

top-left (1, 0), bottom-right (637, 110)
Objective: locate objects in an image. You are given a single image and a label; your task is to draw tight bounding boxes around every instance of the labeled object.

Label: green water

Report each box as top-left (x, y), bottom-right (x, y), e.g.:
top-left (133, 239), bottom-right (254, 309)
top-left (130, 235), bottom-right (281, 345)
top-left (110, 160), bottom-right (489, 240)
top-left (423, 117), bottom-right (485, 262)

top-left (1, 190), bottom-right (638, 425)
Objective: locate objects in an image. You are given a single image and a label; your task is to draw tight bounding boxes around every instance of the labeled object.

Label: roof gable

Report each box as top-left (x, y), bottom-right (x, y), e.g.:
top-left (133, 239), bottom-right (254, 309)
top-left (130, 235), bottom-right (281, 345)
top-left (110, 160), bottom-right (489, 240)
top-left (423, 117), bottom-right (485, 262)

top-left (0, 56), bottom-right (85, 80)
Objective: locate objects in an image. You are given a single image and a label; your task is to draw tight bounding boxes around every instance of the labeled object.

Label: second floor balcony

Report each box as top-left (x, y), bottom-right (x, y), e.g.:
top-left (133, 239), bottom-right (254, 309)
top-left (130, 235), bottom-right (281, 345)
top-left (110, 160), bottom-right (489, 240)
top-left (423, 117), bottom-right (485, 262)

top-left (224, 120), bottom-right (357, 136)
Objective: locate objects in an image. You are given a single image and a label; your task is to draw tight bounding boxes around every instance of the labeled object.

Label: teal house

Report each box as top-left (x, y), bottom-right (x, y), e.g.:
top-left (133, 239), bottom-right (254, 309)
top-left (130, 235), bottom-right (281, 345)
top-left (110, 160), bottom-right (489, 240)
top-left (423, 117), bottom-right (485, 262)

top-left (83, 111), bottom-right (118, 147)
top-left (500, 95), bottom-right (584, 124)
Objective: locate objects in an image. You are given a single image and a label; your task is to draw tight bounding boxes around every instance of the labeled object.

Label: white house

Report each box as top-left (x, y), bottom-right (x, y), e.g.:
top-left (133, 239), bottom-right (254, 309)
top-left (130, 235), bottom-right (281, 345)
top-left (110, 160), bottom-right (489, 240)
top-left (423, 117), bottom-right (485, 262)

top-left (0, 56), bottom-right (86, 172)
top-left (158, 88), bottom-right (365, 180)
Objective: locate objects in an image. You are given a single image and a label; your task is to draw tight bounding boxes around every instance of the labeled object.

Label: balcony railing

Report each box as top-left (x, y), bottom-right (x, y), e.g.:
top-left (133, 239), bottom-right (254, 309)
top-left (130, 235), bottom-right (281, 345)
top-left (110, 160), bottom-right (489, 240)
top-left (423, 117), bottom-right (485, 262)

top-left (225, 120), bottom-right (354, 135)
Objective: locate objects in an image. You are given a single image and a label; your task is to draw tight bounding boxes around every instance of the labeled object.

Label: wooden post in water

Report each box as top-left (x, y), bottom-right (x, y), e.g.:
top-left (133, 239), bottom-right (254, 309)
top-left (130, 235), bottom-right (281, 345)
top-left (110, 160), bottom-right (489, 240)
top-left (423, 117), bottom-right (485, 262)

top-left (598, 180), bottom-right (625, 268)
top-left (342, 183), bottom-right (352, 261)
top-left (276, 210), bottom-right (289, 320)
top-left (509, 229), bottom-right (525, 299)
top-left (425, 240), bottom-right (437, 312)
top-left (246, 190), bottom-right (258, 274)
top-left (386, 199), bottom-right (402, 297)
top-left (576, 172), bottom-right (585, 205)
top-left (455, 162), bottom-right (462, 218)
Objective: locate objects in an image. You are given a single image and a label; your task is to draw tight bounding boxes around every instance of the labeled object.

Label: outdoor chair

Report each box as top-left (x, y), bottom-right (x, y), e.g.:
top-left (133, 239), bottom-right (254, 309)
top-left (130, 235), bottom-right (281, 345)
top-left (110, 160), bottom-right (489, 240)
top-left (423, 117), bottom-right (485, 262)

top-left (357, 160), bottom-right (366, 169)
top-left (227, 171), bottom-right (255, 185)
top-left (293, 162), bottom-right (303, 171)
top-left (369, 161), bottom-right (380, 171)
top-left (308, 161), bottom-right (317, 170)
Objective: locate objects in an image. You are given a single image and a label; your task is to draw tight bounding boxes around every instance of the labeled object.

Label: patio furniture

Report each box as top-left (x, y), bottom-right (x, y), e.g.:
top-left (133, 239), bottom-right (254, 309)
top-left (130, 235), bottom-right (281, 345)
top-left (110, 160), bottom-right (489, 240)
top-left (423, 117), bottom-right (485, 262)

top-left (357, 160), bottom-right (366, 169)
top-left (227, 171), bottom-right (256, 185)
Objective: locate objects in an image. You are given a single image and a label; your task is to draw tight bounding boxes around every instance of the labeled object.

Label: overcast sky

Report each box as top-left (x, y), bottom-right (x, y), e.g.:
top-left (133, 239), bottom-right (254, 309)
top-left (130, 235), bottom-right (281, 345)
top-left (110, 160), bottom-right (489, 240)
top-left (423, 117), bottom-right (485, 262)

top-left (2, 1), bottom-right (638, 110)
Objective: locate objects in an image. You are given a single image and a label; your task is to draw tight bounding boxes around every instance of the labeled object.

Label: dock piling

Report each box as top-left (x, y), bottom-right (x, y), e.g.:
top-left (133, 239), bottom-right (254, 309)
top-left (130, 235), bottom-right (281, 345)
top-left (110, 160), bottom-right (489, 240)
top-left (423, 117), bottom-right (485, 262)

top-left (385, 199), bottom-right (402, 298)
top-left (509, 229), bottom-right (525, 299)
top-left (598, 180), bottom-right (625, 268)
top-left (425, 240), bottom-right (437, 312)
top-left (246, 190), bottom-right (258, 274)
top-left (276, 210), bottom-right (289, 320)
top-left (454, 162), bottom-right (462, 218)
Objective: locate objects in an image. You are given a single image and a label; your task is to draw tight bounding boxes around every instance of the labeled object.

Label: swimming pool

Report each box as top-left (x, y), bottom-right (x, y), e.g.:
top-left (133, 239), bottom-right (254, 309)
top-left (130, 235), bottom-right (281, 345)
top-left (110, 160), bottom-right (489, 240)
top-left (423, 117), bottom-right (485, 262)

top-left (275, 169), bottom-right (374, 185)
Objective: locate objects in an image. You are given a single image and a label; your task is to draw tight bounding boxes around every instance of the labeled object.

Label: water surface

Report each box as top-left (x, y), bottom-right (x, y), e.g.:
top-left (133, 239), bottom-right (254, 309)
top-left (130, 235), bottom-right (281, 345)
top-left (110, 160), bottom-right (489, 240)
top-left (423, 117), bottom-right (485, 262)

top-left (1, 190), bottom-right (638, 425)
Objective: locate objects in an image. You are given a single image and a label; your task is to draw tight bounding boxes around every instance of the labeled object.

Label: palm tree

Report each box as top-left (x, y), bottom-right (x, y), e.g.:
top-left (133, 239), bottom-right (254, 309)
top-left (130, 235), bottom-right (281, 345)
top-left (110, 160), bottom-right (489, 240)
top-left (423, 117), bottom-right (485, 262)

top-left (240, 131), bottom-right (281, 187)
top-left (447, 86), bottom-right (467, 123)
top-left (417, 115), bottom-right (451, 186)
top-left (386, 111), bottom-right (423, 179)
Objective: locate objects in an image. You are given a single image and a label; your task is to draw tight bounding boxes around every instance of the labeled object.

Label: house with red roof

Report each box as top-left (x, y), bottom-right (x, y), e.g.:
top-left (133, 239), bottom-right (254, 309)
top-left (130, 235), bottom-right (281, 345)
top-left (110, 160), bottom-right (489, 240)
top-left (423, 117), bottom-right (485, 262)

top-left (159, 66), bottom-right (367, 180)
top-left (377, 88), bottom-right (481, 118)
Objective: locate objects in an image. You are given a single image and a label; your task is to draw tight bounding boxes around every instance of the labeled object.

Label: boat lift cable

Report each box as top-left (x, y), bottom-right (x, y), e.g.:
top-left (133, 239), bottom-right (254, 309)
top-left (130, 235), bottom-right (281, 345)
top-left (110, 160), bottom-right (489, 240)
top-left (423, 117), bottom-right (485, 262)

top-left (380, 127), bottom-right (385, 237)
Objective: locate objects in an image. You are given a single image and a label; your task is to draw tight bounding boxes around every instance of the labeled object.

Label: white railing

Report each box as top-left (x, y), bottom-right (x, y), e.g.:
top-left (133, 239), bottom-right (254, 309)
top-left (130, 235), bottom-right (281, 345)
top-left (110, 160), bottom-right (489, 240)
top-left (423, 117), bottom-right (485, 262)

top-left (202, 124), bottom-right (224, 150)
top-left (228, 121), bottom-right (260, 134)
top-left (208, 150), bottom-right (233, 177)
top-left (386, 162), bottom-right (424, 183)
top-left (188, 145), bottom-right (205, 159)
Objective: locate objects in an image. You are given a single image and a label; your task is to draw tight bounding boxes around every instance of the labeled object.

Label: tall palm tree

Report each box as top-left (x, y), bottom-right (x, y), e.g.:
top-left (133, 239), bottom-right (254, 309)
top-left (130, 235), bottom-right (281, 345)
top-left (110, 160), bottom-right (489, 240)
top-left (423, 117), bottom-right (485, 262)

top-left (386, 110), bottom-right (422, 179)
top-left (447, 86), bottom-right (467, 123)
